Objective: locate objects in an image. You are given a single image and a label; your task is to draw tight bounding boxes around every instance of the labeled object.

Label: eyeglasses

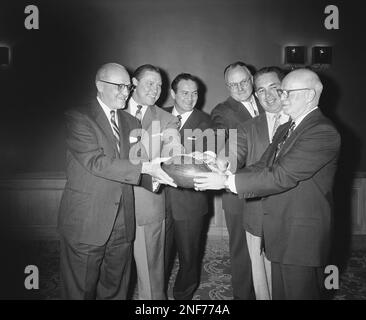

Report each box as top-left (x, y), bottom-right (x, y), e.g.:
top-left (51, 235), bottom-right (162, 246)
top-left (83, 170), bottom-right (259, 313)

top-left (99, 79), bottom-right (134, 92)
top-left (276, 88), bottom-right (313, 99)
top-left (226, 78), bottom-right (252, 91)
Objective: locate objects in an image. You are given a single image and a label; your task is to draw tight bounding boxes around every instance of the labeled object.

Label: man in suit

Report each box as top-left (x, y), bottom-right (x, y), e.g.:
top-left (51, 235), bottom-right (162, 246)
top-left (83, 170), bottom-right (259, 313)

top-left (195, 68), bottom-right (341, 299)
top-left (164, 73), bottom-right (214, 299)
top-left (58, 63), bottom-right (175, 299)
top-left (126, 64), bottom-right (184, 300)
top-left (211, 61), bottom-right (263, 299)
top-left (224, 67), bottom-right (289, 299)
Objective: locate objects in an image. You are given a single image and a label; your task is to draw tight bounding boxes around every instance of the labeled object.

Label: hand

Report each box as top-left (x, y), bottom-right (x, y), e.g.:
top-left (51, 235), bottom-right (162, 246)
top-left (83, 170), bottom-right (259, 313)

top-left (142, 158), bottom-right (177, 188)
top-left (193, 172), bottom-right (227, 191)
top-left (216, 157), bottom-right (230, 172)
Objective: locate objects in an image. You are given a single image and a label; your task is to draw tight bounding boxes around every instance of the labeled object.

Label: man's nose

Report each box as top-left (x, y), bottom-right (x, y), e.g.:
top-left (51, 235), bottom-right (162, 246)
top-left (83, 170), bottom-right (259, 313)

top-left (150, 85), bottom-right (159, 94)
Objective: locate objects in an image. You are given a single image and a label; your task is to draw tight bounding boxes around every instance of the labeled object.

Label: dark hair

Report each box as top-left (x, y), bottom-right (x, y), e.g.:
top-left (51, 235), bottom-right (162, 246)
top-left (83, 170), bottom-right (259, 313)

top-left (253, 66), bottom-right (285, 89)
top-left (171, 73), bottom-right (198, 93)
top-left (224, 61), bottom-right (251, 79)
top-left (132, 64), bottom-right (161, 80)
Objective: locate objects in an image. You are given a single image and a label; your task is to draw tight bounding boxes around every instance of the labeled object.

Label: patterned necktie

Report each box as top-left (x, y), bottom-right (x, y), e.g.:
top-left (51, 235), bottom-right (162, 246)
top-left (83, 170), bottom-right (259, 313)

top-left (177, 114), bottom-right (182, 130)
top-left (271, 113), bottom-right (282, 139)
top-left (110, 110), bottom-right (120, 153)
top-left (135, 105), bottom-right (143, 123)
top-left (274, 121), bottom-right (295, 159)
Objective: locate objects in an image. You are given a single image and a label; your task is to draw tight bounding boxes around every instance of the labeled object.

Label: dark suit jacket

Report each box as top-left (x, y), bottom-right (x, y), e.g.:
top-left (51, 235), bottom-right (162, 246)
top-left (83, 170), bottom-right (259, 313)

top-left (211, 95), bottom-right (264, 215)
top-left (126, 103), bottom-right (184, 225)
top-left (224, 113), bottom-right (271, 236)
top-left (58, 101), bottom-right (143, 246)
top-left (164, 107), bottom-right (213, 220)
top-left (235, 109), bottom-right (341, 267)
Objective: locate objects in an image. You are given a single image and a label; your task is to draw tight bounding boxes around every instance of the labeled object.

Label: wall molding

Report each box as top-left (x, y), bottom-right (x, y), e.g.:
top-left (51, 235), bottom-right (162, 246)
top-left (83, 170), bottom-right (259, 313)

top-left (1, 172), bottom-right (365, 240)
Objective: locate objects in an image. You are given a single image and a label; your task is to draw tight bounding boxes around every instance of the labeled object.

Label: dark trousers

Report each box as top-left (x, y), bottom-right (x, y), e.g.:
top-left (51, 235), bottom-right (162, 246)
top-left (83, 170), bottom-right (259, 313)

top-left (224, 211), bottom-right (255, 300)
top-left (60, 209), bottom-right (133, 300)
top-left (165, 211), bottom-right (205, 300)
top-left (271, 262), bottom-right (325, 300)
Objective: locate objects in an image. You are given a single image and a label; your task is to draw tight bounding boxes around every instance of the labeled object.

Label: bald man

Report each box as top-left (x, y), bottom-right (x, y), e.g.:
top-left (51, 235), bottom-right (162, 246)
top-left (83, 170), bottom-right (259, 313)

top-left (195, 69), bottom-right (341, 299)
top-left (58, 63), bottom-right (175, 299)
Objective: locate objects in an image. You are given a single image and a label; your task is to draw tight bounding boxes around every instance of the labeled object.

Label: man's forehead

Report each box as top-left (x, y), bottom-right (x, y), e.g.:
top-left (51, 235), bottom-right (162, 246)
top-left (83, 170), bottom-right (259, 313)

top-left (227, 66), bottom-right (250, 80)
top-left (177, 79), bottom-right (197, 91)
top-left (140, 70), bottom-right (161, 81)
top-left (281, 75), bottom-right (304, 89)
top-left (108, 68), bottom-right (129, 82)
top-left (255, 72), bottom-right (281, 87)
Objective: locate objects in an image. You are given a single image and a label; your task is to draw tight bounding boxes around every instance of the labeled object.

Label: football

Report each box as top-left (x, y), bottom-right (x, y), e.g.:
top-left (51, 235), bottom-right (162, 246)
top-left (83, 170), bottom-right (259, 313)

top-left (162, 155), bottom-right (212, 188)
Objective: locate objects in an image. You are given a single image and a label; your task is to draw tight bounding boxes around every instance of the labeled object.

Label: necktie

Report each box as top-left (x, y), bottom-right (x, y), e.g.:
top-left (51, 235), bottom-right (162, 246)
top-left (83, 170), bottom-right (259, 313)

top-left (274, 121), bottom-right (295, 159)
top-left (271, 113), bottom-right (282, 139)
top-left (246, 101), bottom-right (258, 117)
top-left (177, 114), bottom-right (182, 130)
top-left (135, 105), bottom-right (143, 123)
top-left (110, 110), bottom-right (120, 152)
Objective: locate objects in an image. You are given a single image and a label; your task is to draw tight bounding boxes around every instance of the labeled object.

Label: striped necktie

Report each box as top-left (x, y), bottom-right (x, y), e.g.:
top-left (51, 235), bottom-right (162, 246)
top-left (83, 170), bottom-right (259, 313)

top-left (274, 121), bottom-right (295, 159)
top-left (135, 105), bottom-right (143, 123)
top-left (110, 110), bottom-right (120, 152)
top-left (177, 114), bottom-right (182, 130)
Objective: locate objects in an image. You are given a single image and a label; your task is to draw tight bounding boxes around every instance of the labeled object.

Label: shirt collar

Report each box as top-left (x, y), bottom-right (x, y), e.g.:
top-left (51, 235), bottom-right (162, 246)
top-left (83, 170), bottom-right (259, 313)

top-left (97, 96), bottom-right (117, 123)
top-left (293, 106), bottom-right (318, 128)
top-left (129, 97), bottom-right (148, 119)
top-left (172, 106), bottom-right (194, 128)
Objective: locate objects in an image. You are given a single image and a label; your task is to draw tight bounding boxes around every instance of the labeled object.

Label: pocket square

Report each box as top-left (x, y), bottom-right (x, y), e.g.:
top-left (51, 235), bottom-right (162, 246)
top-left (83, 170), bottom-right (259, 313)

top-left (129, 136), bottom-right (139, 143)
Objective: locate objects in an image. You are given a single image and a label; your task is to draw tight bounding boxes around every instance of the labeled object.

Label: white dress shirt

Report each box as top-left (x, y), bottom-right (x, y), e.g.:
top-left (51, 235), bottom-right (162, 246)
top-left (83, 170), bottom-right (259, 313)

top-left (241, 95), bottom-right (259, 118)
top-left (172, 107), bottom-right (194, 129)
top-left (265, 111), bottom-right (290, 143)
top-left (128, 97), bottom-right (149, 120)
top-left (97, 96), bottom-right (118, 130)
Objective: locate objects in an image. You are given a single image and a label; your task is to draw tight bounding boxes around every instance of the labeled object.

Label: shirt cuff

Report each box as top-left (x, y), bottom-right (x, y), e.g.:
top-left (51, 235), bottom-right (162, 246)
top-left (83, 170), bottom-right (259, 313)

top-left (226, 174), bottom-right (238, 194)
top-left (152, 177), bottom-right (160, 192)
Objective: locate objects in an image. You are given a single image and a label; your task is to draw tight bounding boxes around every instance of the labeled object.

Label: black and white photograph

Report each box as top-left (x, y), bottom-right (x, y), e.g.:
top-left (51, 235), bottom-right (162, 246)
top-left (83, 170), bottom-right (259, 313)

top-left (0, 0), bottom-right (365, 306)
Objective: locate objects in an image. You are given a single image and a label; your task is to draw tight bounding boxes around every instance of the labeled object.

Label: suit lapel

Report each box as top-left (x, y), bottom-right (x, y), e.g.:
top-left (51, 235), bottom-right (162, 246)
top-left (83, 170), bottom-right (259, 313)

top-left (254, 95), bottom-right (265, 115)
top-left (91, 102), bottom-right (119, 154)
top-left (117, 109), bottom-right (131, 158)
top-left (275, 109), bottom-right (321, 159)
top-left (142, 105), bottom-right (156, 130)
top-left (256, 114), bottom-right (270, 146)
top-left (181, 109), bottom-right (200, 131)
top-left (228, 96), bottom-right (251, 119)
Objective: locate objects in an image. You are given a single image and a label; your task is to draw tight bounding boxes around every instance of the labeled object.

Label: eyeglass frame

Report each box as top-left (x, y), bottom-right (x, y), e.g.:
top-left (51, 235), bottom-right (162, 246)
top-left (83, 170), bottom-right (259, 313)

top-left (276, 88), bottom-right (314, 99)
top-left (98, 79), bottom-right (134, 92)
top-left (226, 77), bottom-right (252, 91)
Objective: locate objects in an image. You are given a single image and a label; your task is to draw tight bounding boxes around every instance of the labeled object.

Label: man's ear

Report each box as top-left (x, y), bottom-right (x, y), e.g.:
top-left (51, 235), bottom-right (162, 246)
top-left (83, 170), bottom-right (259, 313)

top-left (170, 89), bottom-right (176, 100)
top-left (307, 88), bottom-right (316, 103)
top-left (96, 80), bottom-right (103, 93)
top-left (132, 77), bottom-right (139, 87)
top-left (254, 91), bottom-right (258, 99)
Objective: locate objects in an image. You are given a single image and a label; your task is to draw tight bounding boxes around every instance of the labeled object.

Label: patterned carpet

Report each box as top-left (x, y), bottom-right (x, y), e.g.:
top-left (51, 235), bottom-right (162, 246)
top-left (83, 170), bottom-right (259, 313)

top-left (4, 238), bottom-right (366, 300)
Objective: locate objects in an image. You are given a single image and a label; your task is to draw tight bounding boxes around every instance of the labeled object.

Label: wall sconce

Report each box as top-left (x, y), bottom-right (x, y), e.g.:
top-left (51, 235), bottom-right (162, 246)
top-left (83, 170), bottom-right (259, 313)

top-left (284, 46), bottom-right (306, 65)
top-left (312, 46), bottom-right (332, 65)
top-left (0, 45), bottom-right (11, 68)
